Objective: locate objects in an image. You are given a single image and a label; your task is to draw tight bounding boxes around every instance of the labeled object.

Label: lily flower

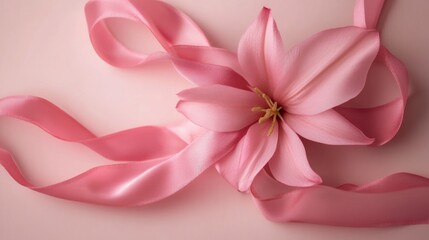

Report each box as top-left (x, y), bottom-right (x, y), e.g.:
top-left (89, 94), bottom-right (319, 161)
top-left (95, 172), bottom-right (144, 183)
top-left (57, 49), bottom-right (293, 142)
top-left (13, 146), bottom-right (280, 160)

top-left (176, 8), bottom-right (379, 192)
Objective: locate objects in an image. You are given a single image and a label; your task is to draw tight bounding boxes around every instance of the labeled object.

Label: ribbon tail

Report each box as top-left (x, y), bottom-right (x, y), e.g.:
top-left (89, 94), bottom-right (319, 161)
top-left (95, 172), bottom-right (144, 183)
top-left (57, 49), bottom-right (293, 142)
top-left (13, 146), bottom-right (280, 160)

top-left (0, 131), bottom-right (241, 206)
top-left (251, 171), bottom-right (429, 227)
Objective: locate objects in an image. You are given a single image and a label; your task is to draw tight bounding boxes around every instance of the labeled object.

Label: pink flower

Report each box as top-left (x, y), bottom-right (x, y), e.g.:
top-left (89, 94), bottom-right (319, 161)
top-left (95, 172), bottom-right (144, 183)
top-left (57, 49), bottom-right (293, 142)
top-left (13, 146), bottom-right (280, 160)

top-left (176, 8), bottom-right (379, 191)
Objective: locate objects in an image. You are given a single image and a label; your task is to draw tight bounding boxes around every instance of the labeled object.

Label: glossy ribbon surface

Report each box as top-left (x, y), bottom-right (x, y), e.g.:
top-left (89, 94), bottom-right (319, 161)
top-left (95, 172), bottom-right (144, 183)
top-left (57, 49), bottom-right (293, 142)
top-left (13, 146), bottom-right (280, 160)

top-left (252, 171), bottom-right (429, 227)
top-left (0, 0), bottom-right (428, 227)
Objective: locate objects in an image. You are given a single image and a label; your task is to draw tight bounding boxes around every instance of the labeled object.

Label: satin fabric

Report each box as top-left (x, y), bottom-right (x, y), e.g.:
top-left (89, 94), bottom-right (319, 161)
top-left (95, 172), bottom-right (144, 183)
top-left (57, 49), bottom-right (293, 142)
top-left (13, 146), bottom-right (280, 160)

top-left (252, 171), bottom-right (429, 227)
top-left (0, 131), bottom-right (241, 206)
top-left (0, 0), bottom-right (217, 206)
top-left (0, 0), bottom-right (428, 227)
top-left (0, 96), bottom-right (187, 161)
top-left (85, 0), bottom-right (210, 67)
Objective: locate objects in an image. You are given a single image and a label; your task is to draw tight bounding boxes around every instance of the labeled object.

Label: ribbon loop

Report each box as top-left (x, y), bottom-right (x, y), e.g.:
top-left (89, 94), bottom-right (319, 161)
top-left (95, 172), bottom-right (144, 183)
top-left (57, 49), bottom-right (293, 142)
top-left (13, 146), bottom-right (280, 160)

top-left (85, 0), bottom-right (210, 67)
top-left (339, 0), bottom-right (408, 146)
top-left (337, 46), bottom-right (408, 145)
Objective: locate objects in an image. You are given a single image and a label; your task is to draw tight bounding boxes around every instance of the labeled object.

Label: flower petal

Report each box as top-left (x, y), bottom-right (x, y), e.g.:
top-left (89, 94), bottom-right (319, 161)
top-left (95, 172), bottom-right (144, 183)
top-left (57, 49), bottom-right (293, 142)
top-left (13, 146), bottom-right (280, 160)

top-left (269, 122), bottom-right (322, 187)
top-left (216, 123), bottom-right (279, 192)
top-left (285, 109), bottom-right (374, 145)
top-left (274, 27), bottom-right (380, 115)
top-left (264, 10), bottom-right (286, 91)
top-left (171, 46), bottom-right (248, 89)
top-left (237, 7), bottom-right (285, 93)
top-left (177, 85), bottom-right (263, 132)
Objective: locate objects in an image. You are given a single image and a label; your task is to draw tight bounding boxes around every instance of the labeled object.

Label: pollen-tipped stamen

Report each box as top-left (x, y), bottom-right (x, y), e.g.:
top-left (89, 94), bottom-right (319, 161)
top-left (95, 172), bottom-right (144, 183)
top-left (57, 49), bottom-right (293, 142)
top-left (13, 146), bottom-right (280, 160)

top-left (251, 87), bottom-right (282, 136)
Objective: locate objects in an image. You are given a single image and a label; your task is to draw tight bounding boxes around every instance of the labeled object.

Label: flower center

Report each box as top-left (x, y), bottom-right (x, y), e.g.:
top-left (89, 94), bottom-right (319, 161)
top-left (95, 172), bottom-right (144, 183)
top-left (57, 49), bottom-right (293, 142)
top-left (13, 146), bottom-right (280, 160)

top-left (251, 87), bottom-right (283, 136)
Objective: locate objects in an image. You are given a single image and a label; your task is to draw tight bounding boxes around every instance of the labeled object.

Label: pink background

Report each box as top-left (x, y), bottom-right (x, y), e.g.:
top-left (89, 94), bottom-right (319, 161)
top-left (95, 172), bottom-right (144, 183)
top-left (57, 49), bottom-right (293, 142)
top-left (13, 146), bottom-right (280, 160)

top-left (0, 0), bottom-right (428, 239)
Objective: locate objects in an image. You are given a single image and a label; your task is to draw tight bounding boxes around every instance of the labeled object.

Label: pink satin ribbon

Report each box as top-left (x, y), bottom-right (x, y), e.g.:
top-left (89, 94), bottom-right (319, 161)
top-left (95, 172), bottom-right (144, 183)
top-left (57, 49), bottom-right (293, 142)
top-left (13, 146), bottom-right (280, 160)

top-left (0, 96), bottom-right (187, 161)
top-left (85, 0), bottom-right (210, 66)
top-left (0, 0), bottom-right (428, 227)
top-left (336, 0), bottom-right (408, 146)
top-left (252, 171), bottom-right (429, 227)
top-left (0, 130), bottom-right (240, 206)
top-left (0, 0), bottom-right (218, 206)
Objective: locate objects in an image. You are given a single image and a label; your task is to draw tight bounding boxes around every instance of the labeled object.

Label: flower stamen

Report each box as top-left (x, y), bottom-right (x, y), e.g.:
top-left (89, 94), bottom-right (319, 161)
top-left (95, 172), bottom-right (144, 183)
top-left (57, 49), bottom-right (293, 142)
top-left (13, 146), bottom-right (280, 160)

top-left (251, 87), bottom-right (282, 136)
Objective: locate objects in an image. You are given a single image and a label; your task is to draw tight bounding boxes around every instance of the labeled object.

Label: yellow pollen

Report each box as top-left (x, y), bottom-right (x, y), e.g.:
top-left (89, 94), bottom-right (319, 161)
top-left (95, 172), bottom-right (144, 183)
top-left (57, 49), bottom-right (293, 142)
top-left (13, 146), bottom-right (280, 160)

top-left (251, 87), bottom-right (282, 136)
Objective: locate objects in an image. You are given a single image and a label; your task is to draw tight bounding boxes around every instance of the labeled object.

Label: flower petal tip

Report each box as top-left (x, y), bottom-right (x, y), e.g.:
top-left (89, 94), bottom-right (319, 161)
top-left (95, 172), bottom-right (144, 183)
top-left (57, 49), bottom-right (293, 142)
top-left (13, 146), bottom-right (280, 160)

top-left (259, 7), bottom-right (272, 19)
top-left (298, 174), bottom-right (323, 187)
top-left (356, 136), bottom-right (375, 146)
top-left (312, 175), bottom-right (323, 185)
top-left (262, 6), bottom-right (271, 12)
top-left (175, 100), bottom-right (184, 111)
top-left (238, 182), bottom-right (251, 193)
top-left (176, 89), bottom-right (191, 99)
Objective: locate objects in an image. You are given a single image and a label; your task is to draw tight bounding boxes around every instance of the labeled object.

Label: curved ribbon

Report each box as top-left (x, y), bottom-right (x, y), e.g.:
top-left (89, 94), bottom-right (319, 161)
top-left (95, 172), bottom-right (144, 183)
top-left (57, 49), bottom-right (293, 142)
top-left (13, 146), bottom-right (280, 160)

top-left (0, 0), bottom-right (428, 227)
top-left (336, 46), bottom-right (407, 146)
top-left (0, 0), bottom-right (214, 206)
top-left (85, 0), bottom-right (210, 67)
top-left (252, 171), bottom-right (429, 227)
top-left (86, 0), bottom-right (244, 89)
top-left (337, 0), bottom-right (408, 146)
top-left (0, 96), bottom-right (187, 161)
top-left (0, 0), bottom-right (214, 205)
top-left (0, 0), bottom-right (219, 207)
top-left (0, 131), bottom-right (241, 206)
